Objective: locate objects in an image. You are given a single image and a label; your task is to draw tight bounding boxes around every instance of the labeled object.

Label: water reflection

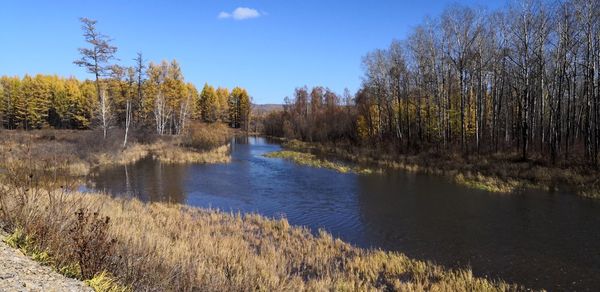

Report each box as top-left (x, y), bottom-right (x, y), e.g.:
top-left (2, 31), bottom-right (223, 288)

top-left (87, 137), bottom-right (600, 291)
top-left (90, 157), bottom-right (188, 203)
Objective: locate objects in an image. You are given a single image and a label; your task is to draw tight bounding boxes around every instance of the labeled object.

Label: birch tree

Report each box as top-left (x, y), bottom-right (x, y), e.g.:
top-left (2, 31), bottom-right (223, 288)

top-left (98, 89), bottom-right (113, 139)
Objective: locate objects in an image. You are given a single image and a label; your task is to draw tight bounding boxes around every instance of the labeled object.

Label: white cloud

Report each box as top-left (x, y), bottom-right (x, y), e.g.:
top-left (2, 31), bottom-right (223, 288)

top-left (218, 11), bottom-right (231, 19)
top-left (218, 7), bottom-right (262, 21)
top-left (232, 7), bottom-right (261, 20)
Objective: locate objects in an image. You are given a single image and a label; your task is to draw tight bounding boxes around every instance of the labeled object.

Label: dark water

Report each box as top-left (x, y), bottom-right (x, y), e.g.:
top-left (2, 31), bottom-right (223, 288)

top-left (86, 136), bottom-right (600, 291)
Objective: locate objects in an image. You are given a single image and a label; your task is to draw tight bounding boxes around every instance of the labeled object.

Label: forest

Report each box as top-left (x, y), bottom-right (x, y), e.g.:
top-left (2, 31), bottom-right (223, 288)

top-left (0, 18), bottom-right (252, 141)
top-left (263, 0), bottom-right (600, 166)
top-left (1, 2), bottom-right (600, 291)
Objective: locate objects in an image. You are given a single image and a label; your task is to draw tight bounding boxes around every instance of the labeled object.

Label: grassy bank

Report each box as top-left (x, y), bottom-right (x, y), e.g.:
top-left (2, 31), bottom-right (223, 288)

top-left (264, 150), bottom-right (517, 193)
top-left (151, 142), bottom-right (231, 164)
top-left (0, 123), bottom-right (233, 180)
top-left (264, 150), bottom-right (375, 174)
top-left (0, 185), bottom-right (522, 291)
top-left (278, 139), bottom-right (598, 197)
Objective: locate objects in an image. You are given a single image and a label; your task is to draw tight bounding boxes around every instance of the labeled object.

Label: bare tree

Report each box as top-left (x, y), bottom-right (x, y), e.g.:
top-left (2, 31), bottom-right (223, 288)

top-left (123, 97), bottom-right (132, 146)
top-left (98, 89), bottom-right (113, 139)
top-left (154, 92), bottom-right (170, 135)
top-left (175, 94), bottom-right (191, 135)
top-left (388, 40), bottom-right (409, 148)
top-left (123, 67), bottom-right (135, 148)
top-left (506, 0), bottom-right (547, 160)
top-left (133, 52), bottom-right (146, 124)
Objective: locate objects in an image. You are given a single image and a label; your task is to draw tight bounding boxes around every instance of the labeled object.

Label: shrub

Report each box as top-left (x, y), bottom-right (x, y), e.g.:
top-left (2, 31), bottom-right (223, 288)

top-left (69, 208), bottom-right (116, 279)
top-left (181, 122), bottom-right (232, 151)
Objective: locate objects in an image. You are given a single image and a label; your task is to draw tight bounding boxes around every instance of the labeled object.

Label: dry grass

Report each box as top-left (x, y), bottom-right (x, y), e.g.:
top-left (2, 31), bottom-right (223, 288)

top-left (91, 143), bottom-right (151, 167)
top-left (150, 122), bottom-right (234, 164)
top-left (264, 150), bottom-right (375, 175)
top-left (150, 142), bottom-right (231, 164)
top-left (454, 173), bottom-right (521, 193)
top-left (0, 126), bottom-right (233, 178)
top-left (181, 122), bottom-right (233, 151)
top-left (0, 183), bottom-right (522, 291)
top-left (0, 130), bottom-right (90, 177)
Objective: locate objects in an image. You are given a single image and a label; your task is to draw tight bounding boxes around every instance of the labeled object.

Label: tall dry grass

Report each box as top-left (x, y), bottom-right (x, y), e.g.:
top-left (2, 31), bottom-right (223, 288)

top-left (151, 142), bottom-right (231, 164)
top-left (0, 185), bottom-right (521, 291)
top-left (0, 124), bottom-right (234, 176)
top-left (180, 122), bottom-right (233, 151)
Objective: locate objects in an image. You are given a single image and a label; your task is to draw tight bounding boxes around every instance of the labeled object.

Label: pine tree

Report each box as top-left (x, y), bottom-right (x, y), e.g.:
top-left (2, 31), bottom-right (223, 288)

top-left (15, 75), bottom-right (50, 129)
top-left (228, 87), bottom-right (251, 130)
top-left (199, 83), bottom-right (217, 122)
top-left (215, 87), bottom-right (230, 122)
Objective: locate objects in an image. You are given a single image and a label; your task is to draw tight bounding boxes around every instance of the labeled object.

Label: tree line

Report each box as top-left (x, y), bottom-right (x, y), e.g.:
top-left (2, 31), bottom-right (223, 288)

top-left (264, 0), bottom-right (600, 166)
top-left (0, 18), bottom-right (251, 143)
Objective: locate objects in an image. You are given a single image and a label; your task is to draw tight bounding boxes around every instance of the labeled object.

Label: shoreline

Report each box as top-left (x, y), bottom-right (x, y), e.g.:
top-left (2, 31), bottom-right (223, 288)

top-left (272, 139), bottom-right (598, 198)
top-left (0, 127), bottom-right (233, 177)
top-left (0, 187), bottom-right (523, 291)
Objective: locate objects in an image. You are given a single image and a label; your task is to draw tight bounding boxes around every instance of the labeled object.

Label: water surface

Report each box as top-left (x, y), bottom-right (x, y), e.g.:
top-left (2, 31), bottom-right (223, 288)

top-left (87, 136), bottom-right (600, 291)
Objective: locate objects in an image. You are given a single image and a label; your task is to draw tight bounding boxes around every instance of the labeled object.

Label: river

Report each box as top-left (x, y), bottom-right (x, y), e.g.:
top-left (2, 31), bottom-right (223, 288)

top-left (85, 136), bottom-right (600, 291)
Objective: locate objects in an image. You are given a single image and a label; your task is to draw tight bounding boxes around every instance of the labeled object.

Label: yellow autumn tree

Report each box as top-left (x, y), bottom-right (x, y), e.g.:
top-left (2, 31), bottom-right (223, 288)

top-left (215, 87), bottom-right (230, 122)
top-left (199, 83), bottom-right (218, 123)
top-left (228, 87), bottom-right (251, 130)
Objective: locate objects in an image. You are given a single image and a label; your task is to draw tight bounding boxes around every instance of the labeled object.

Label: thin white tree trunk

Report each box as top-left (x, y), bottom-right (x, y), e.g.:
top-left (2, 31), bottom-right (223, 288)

top-left (99, 89), bottom-right (111, 139)
top-left (123, 99), bottom-right (131, 147)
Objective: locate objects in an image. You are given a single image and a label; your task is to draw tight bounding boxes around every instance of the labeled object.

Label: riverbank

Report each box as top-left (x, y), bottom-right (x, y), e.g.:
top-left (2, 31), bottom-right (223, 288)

top-left (275, 139), bottom-right (599, 198)
top-left (0, 124), bottom-right (233, 182)
top-left (0, 183), bottom-right (522, 291)
top-left (264, 150), bottom-right (375, 174)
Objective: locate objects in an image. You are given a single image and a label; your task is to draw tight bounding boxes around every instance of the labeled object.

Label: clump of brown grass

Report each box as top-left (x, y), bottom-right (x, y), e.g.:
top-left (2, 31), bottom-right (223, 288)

top-left (151, 142), bottom-right (231, 164)
top-left (147, 122), bottom-right (233, 164)
top-left (92, 143), bottom-right (150, 167)
top-left (69, 208), bottom-right (116, 279)
top-left (181, 122), bottom-right (233, 151)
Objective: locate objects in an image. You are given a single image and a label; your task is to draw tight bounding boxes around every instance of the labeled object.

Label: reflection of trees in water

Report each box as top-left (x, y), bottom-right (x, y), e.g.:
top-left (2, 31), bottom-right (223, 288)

top-left (148, 160), bottom-right (186, 203)
top-left (235, 136), bottom-right (249, 145)
top-left (124, 164), bottom-right (131, 197)
top-left (91, 157), bottom-right (188, 204)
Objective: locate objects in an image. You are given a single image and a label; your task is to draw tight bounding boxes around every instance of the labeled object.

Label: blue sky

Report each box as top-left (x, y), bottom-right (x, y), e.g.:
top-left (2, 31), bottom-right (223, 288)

top-left (0, 0), bottom-right (503, 104)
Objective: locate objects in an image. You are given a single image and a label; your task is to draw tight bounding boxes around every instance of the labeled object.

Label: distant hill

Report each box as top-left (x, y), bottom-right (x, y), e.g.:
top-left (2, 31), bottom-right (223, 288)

top-left (252, 104), bottom-right (284, 115)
